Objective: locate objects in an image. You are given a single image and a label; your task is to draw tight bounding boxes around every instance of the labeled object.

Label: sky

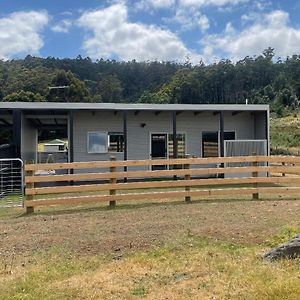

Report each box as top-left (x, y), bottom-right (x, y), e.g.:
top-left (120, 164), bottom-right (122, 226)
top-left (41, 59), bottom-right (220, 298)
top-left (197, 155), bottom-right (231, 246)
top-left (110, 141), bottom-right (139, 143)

top-left (0, 0), bottom-right (300, 64)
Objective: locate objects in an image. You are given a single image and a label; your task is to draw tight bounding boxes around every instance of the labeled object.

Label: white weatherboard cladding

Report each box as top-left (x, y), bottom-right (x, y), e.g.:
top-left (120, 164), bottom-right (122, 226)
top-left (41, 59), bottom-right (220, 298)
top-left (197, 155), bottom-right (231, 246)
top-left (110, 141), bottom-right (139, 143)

top-left (177, 112), bottom-right (218, 157)
top-left (223, 111), bottom-right (254, 139)
top-left (73, 110), bottom-right (256, 165)
top-left (73, 111), bottom-right (123, 162)
top-left (128, 111), bottom-right (172, 160)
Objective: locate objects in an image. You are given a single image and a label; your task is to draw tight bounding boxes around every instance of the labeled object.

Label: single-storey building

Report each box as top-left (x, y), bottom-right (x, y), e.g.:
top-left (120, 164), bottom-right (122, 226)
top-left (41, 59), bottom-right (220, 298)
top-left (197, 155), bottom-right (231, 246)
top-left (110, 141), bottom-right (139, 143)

top-left (0, 102), bottom-right (269, 164)
top-left (44, 139), bottom-right (67, 153)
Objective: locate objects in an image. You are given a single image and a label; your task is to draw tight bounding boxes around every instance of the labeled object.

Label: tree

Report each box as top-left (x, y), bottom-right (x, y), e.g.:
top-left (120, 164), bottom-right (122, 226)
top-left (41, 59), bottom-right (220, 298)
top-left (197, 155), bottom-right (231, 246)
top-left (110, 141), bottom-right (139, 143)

top-left (46, 70), bottom-right (91, 102)
top-left (3, 90), bottom-right (44, 102)
top-left (96, 75), bottom-right (123, 103)
top-left (0, 52), bottom-right (299, 113)
top-left (262, 47), bottom-right (275, 61)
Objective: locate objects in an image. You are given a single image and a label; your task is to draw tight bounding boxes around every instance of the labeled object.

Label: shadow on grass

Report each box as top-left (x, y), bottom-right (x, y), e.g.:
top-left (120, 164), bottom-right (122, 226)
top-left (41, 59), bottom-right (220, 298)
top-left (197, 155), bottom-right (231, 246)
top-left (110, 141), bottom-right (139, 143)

top-left (17, 194), bottom-right (300, 218)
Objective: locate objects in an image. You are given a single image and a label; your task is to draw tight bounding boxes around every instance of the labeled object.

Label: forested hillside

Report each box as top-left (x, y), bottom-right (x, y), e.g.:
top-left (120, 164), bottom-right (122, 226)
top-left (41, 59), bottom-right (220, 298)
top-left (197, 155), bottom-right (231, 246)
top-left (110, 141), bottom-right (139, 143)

top-left (0, 47), bottom-right (300, 115)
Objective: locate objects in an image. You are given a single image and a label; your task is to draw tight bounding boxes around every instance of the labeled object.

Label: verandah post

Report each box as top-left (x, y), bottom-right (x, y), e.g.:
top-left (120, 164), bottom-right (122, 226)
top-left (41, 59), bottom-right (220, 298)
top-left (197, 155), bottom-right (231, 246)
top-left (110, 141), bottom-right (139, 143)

top-left (109, 156), bottom-right (117, 207)
top-left (252, 153), bottom-right (259, 200)
top-left (25, 160), bottom-right (34, 214)
top-left (184, 155), bottom-right (191, 202)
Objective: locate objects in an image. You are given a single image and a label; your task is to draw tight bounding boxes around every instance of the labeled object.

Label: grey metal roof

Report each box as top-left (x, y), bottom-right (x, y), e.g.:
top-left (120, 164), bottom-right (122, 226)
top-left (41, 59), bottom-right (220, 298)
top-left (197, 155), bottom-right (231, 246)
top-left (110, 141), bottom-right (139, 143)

top-left (0, 102), bottom-right (269, 111)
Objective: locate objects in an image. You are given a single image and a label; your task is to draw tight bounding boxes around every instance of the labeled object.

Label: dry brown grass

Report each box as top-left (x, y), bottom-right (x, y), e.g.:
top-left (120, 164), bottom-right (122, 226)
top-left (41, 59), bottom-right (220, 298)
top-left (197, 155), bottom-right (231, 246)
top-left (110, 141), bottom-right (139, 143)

top-left (53, 238), bottom-right (300, 300)
top-left (1, 236), bottom-right (300, 300)
top-left (0, 197), bottom-right (300, 299)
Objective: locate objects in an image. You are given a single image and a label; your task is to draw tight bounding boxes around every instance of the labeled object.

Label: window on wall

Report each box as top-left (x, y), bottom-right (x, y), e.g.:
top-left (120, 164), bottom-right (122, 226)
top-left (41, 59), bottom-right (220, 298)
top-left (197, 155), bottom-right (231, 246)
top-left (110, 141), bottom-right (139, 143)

top-left (108, 132), bottom-right (124, 152)
top-left (87, 132), bottom-right (107, 153)
top-left (224, 131), bottom-right (235, 141)
top-left (168, 133), bottom-right (186, 158)
top-left (202, 131), bottom-right (236, 157)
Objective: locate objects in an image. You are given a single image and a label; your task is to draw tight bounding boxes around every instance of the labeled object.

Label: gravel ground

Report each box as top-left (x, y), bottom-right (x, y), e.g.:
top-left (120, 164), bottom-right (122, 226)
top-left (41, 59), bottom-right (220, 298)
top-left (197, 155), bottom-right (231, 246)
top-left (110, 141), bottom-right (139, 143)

top-left (0, 198), bottom-right (299, 258)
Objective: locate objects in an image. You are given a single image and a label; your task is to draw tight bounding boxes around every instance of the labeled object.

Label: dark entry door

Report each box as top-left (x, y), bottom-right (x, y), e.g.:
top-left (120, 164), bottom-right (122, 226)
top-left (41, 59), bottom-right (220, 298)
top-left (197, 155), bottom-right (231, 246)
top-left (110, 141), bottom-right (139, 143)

top-left (151, 133), bottom-right (167, 159)
top-left (151, 134), bottom-right (167, 170)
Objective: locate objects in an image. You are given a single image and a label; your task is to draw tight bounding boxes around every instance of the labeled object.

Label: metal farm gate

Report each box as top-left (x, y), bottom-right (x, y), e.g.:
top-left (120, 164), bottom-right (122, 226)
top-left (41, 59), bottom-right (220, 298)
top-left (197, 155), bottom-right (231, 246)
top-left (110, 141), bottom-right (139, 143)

top-left (0, 159), bottom-right (24, 208)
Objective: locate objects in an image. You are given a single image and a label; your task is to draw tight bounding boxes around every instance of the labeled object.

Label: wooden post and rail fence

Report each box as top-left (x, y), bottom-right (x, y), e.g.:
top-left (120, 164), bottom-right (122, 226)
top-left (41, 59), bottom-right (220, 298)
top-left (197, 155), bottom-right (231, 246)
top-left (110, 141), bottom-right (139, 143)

top-left (24, 155), bottom-right (300, 213)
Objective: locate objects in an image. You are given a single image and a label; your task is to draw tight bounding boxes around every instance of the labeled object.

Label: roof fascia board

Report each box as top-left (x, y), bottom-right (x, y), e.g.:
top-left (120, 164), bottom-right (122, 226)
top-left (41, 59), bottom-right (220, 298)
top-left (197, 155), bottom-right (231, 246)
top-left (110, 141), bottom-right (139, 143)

top-left (0, 102), bottom-right (269, 112)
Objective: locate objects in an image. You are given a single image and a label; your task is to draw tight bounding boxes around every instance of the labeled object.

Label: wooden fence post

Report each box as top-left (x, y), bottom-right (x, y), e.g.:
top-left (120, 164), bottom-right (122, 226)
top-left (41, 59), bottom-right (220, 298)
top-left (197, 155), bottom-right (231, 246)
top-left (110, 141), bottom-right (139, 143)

top-left (25, 161), bottom-right (34, 213)
top-left (252, 154), bottom-right (259, 200)
top-left (184, 155), bottom-right (191, 202)
top-left (109, 156), bottom-right (117, 207)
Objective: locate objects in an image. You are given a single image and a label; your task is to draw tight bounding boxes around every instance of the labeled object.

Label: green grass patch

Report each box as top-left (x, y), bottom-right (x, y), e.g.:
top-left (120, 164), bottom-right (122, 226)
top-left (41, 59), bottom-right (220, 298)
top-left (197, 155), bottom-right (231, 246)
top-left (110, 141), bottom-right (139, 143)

top-left (0, 247), bottom-right (108, 300)
top-left (131, 285), bottom-right (147, 297)
top-left (270, 112), bottom-right (300, 155)
top-left (264, 225), bottom-right (300, 247)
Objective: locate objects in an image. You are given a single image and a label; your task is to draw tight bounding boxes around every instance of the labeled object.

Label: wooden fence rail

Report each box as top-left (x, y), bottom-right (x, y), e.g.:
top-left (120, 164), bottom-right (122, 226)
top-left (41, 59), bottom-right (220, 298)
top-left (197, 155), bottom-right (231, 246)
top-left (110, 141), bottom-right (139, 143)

top-left (24, 155), bottom-right (300, 213)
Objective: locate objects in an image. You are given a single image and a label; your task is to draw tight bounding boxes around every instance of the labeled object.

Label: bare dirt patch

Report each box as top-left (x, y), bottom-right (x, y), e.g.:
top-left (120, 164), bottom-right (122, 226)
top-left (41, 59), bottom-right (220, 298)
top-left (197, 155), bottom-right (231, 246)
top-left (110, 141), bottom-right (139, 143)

top-left (1, 198), bottom-right (299, 258)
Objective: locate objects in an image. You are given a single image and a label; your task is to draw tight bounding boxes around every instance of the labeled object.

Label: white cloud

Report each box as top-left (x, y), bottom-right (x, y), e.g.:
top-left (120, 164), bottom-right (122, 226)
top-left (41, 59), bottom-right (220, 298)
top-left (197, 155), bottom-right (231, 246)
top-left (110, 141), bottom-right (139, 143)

top-left (164, 7), bottom-right (209, 32)
top-left (51, 19), bottom-right (73, 33)
top-left (136, 0), bottom-right (175, 10)
top-left (254, 0), bottom-right (271, 11)
top-left (198, 15), bottom-right (210, 32)
top-left (179, 0), bottom-right (249, 7)
top-left (134, 0), bottom-right (246, 34)
top-left (78, 4), bottom-right (200, 62)
top-left (61, 11), bottom-right (73, 16)
top-left (153, 0), bottom-right (176, 7)
top-left (225, 22), bottom-right (234, 33)
top-left (200, 10), bottom-right (300, 62)
top-left (167, 8), bottom-right (197, 31)
top-left (0, 11), bottom-right (48, 59)
top-left (135, 0), bottom-right (247, 9)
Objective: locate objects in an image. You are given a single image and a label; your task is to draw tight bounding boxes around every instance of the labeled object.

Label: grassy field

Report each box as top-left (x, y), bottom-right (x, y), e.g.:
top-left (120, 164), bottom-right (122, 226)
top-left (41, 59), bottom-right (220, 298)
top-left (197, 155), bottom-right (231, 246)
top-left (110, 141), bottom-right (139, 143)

top-left (270, 112), bottom-right (300, 155)
top-left (0, 197), bottom-right (300, 299)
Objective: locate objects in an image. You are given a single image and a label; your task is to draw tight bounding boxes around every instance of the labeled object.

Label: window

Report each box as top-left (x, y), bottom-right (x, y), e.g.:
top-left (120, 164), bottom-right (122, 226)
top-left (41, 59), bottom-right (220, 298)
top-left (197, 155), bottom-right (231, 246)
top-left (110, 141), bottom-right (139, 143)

top-left (224, 131), bottom-right (235, 141)
top-left (202, 131), bottom-right (236, 157)
top-left (87, 132), bottom-right (107, 153)
top-left (108, 132), bottom-right (124, 152)
top-left (168, 133), bottom-right (186, 158)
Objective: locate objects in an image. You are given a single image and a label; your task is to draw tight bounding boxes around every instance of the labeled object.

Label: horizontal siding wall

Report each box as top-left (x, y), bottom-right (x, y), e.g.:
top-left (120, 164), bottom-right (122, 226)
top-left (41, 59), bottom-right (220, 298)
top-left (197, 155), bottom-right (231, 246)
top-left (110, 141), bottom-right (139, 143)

top-left (73, 110), bottom-right (256, 165)
top-left (177, 111), bottom-right (219, 157)
top-left (223, 111), bottom-right (254, 140)
top-left (127, 111), bottom-right (172, 160)
top-left (73, 111), bottom-right (124, 162)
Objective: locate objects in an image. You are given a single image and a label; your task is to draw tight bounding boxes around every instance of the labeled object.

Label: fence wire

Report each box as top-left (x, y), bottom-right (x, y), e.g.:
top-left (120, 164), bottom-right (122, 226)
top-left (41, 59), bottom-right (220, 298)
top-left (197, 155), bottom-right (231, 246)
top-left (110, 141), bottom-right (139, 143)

top-left (0, 159), bottom-right (24, 208)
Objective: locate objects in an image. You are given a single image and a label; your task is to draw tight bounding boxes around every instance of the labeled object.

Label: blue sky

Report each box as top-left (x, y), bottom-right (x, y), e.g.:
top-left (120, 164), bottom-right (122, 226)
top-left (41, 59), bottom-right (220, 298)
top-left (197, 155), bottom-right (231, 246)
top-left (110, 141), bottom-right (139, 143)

top-left (0, 0), bottom-right (300, 63)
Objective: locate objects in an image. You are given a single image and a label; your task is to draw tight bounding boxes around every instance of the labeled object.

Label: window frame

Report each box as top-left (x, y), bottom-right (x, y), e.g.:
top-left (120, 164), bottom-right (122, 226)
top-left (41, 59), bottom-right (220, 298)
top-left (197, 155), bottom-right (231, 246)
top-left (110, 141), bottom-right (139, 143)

top-left (201, 130), bottom-right (236, 157)
top-left (87, 131), bottom-right (108, 154)
top-left (108, 132), bottom-right (124, 153)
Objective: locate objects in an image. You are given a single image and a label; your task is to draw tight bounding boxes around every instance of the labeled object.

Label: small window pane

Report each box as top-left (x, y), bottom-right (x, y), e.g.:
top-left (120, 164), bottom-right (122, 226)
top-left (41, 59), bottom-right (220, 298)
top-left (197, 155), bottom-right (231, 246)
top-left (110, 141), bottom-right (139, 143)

top-left (108, 132), bottom-right (124, 152)
top-left (224, 131), bottom-right (235, 140)
top-left (88, 132), bottom-right (107, 153)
